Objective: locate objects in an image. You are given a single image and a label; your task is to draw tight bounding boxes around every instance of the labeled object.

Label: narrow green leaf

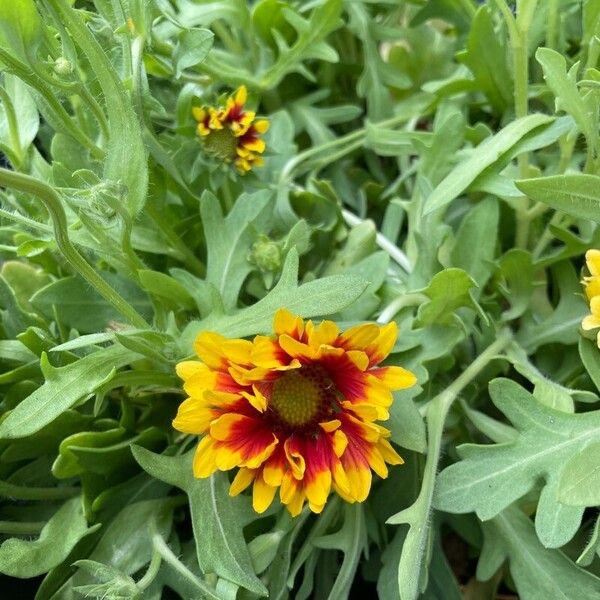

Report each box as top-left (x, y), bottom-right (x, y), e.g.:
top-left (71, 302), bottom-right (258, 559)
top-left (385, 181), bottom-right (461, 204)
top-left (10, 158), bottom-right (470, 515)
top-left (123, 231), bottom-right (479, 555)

top-left (424, 114), bottom-right (554, 214)
top-left (516, 174), bottom-right (600, 223)
top-left (0, 345), bottom-right (139, 438)
top-left (0, 498), bottom-right (95, 577)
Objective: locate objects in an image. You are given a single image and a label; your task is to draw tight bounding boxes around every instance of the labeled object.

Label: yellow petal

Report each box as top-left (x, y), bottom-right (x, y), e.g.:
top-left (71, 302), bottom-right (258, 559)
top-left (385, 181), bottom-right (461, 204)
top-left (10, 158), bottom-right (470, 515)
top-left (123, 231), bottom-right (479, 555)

top-left (274, 308), bottom-right (304, 338)
top-left (229, 467), bottom-right (255, 496)
top-left (586, 249), bottom-right (600, 276)
top-left (252, 475), bottom-right (277, 513)
top-left (253, 119), bottom-right (269, 134)
top-left (235, 85), bottom-right (247, 106)
top-left (175, 360), bottom-right (204, 380)
top-left (193, 436), bottom-right (218, 478)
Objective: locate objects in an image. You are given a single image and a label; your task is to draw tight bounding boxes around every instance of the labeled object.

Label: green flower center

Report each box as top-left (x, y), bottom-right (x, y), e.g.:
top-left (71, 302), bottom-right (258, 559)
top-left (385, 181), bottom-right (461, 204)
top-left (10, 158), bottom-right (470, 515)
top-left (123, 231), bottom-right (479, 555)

top-left (269, 367), bottom-right (336, 428)
top-left (203, 128), bottom-right (238, 160)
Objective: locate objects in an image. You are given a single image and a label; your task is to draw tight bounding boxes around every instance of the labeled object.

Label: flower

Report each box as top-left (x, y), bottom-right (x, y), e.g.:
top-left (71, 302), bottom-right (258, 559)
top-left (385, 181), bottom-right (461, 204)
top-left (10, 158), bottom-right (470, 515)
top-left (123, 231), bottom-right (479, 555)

top-left (582, 250), bottom-right (600, 341)
top-left (192, 86), bottom-right (269, 173)
top-left (173, 309), bottom-right (416, 516)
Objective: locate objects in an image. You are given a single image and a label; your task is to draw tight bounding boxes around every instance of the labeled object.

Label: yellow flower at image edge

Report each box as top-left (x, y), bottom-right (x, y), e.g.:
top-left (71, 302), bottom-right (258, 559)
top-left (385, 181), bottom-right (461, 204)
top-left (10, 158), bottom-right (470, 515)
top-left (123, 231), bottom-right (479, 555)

top-left (192, 86), bottom-right (269, 173)
top-left (174, 309), bottom-right (417, 516)
top-left (582, 249), bottom-right (600, 342)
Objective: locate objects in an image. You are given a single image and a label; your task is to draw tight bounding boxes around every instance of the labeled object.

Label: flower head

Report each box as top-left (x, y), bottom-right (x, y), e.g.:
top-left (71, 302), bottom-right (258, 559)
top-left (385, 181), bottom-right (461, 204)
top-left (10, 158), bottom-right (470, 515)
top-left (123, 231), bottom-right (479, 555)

top-left (192, 86), bottom-right (269, 173)
top-left (174, 309), bottom-right (416, 516)
top-left (582, 250), bottom-right (600, 343)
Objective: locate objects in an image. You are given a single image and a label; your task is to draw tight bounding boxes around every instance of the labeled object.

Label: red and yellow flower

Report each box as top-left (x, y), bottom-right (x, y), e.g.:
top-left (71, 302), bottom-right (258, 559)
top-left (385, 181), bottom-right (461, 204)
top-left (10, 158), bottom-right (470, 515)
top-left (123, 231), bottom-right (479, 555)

top-left (174, 309), bottom-right (416, 516)
top-left (192, 86), bottom-right (269, 173)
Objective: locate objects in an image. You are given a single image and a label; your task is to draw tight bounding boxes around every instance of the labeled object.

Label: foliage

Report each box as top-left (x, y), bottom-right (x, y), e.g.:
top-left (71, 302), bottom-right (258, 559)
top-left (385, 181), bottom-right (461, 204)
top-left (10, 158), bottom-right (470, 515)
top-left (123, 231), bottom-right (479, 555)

top-left (0, 0), bottom-right (600, 599)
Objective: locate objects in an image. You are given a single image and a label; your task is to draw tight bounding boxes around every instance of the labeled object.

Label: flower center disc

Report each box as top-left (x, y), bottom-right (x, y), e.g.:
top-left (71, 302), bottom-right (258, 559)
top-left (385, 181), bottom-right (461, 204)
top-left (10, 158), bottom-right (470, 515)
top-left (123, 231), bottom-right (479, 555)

top-left (203, 128), bottom-right (238, 160)
top-left (270, 368), bottom-right (333, 428)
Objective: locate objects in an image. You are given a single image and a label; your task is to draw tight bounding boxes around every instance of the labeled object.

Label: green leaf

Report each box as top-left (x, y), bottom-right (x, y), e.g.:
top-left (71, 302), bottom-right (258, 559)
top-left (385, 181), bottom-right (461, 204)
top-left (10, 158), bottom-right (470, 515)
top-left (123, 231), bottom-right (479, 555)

top-left (0, 0), bottom-right (42, 58)
top-left (0, 497), bottom-right (95, 577)
top-left (181, 249), bottom-right (368, 349)
top-left (49, 0), bottom-right (148, 216)
top-left (174, 28), bottom-right (214, 77)
top-left (31, 274), bottom-right (152, 333)
top-left (424, 114), bottom-right (555, 214)
top-left (86, 498), bottom-right (175, 576)
top-left (417, 268), bottom-right (478, 326)
top-left (463, 6), bottom-right (512, 113)
top-left (478, 507), bottom-right (600, 599)
top-left (0, 345), bottom-right (139, 439)
top-left (580, 336), bottom-right (600, 393)
top-left (138, 269), bottom-right (196, 310)
top-left (536, 47), bottom-right (597, 153)
top-left (434, 379), bottom-right (592, 547)
top-left (516, 174), bottom-right (600, 223)
top-left (132, 446), bottom-right (268, 596)
top-left (256, 0), bottom-right (342, 88)
top-left (201, 189), bottom-right (273, 310)
top-left (517, 261), bottom-right (587, 352)
top-left (557, 441), bottom-right (600, 506)
top-left (450, 198), bottom-right (499, 289)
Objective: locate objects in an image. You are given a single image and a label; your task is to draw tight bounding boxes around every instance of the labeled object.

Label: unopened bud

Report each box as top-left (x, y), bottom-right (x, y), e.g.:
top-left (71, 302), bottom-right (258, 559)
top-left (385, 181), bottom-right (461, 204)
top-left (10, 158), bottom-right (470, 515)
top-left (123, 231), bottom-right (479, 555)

top-left (54, 57), bottom-right (73, 76)
top-left (249, 236), bottom-right (281, 272)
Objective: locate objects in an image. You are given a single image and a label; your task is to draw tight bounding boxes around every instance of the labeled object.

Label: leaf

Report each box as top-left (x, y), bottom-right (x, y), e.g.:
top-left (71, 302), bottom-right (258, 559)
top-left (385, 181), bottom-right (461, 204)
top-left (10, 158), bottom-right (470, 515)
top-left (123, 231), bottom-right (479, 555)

top-left (201, 189), bottom-right (273, 310)
top-left (31, 274), bottom-right (152, 333)
top-left (132, 446), bottom-right (268, 596)
top-left (0, 345), bottom-right (139, 439)
top-left (86, 498), bottom-right (175, 576)
top-left (313, 503), bottom-right (367, 599)
top-left (258, 0), bottom-right (343, 87)
top-left (0, 74), bottom-right (39, 159)
top-left (517, 261), bottom-right (587, 352)
top-left (478, 506), bottom-right (600, 599)
top-left (174, 28), bottom-right (214, 77)
top-left (536, 47), bottom-right (597, 153)
top-left (0, 0), bottom-right (42, 58)
top-left (434, 378), bottom-right (592, 547)
top-left (424, 114), bottom-right (555, 214)
top-left (180, 249), bottom-right (368, 350)
top-left (516, 174), bottom-right (600, 224)
top-left (417, 268), bottom-right (478, 326)
top-left (50, 0), bottom-right (148, 216)
top-left (450, 198), bottom-right (499, 289)
top-left (557, 441), bottom-right (600, 506)
top-left (0, 497), bottom-right (96, 577)
top-left (580, 336), bottom-right (600, 393)
top-left (462, 6), bottom-right (512, 113)
top-left (138, 269), bottom-right (196, 310)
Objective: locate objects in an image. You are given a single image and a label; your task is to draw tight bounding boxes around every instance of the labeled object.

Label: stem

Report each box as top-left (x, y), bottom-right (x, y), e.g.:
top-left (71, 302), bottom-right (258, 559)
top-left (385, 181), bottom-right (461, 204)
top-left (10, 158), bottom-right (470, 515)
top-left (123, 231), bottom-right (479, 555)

top-left (0, 168), bottom-right (150, 328)
top-left (0, 521), bottom-right (45, 535)
top-left (0, 87), bottom-right (23, 167)
top-left (0, 480), bottom-right (79, 501)
top-left (280, 112), bottom-right (420, 183)
top-left (0, 48), bottom-right (104, 159)
top-left (152, 531), bottom-right (222, 600)
top-left (377, 293), bottom-right (428, 324)
top-left (145, 204), bottom-right (205, 276)
top-left (136, 549), bottom-right (162, 591)
top-left (546, 0), bottom-right (559, 49)
top-left (342, 208), bottom-right (412, 273)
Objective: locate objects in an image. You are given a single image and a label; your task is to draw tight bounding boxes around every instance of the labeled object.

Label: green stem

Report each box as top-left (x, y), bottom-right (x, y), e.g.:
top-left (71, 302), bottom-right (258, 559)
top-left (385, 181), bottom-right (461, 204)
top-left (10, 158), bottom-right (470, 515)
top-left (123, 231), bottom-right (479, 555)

top-left (152, 531), bottom-right (222, 600)
top-left (0, 168), bottom-right (150, 328)
top-left (377, 293), bottom-right (428, 324)
top-left (0, 206), bottom-right (53, 233)
top-left (0, 49), bottom-right (104, 160)
top-left (279, 113), bottom-right (417, 183)
top-left (546, 0), bottom-right (559, 49)
top-left (136, 549), bottom-right (162, 591)
top-left (145, 204), bottom-right (205, 276)
top-left (0, 521), bottom-right (45, 535)
top-left (0, 87), bottom-right (23, 167)
top-left (342, 208), bottom-right (412, 273)
top-left (0, 480), bottom-right (79, 501)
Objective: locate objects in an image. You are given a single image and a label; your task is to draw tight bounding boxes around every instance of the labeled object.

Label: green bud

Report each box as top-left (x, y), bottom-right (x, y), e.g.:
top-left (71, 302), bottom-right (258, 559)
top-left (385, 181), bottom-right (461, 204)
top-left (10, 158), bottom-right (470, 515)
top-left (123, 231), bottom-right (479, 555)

top-left (54, 56), bottom-right (74, 76)
top-left (249, 236), bottom-right (282, 272)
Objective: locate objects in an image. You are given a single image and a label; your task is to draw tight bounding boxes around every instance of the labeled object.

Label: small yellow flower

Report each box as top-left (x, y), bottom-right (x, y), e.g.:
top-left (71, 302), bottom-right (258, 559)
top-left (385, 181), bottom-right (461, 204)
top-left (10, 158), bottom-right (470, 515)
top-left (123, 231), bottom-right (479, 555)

top-left (583, 249), bottom-right (600, 300)
top-left (173, 309), bottom-right (416, 516)
top-left (581, 250), bottom-right (600, 345)
top-left (192, 86), bottom-right (269, 173)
